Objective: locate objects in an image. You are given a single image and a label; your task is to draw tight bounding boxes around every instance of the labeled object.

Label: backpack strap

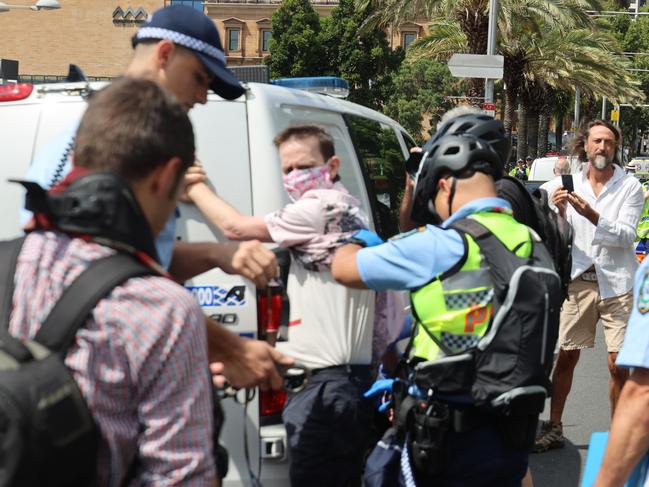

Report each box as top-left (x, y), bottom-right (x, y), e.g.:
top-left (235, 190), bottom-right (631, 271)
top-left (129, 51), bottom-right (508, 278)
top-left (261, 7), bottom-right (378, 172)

top-left (0, 237), bottom-right (34, 362)
top-left (35, 252), bottom-right (152, 353)
top-left (451, 217), bottom-right (531, 269)
top-left (0, 238), bottom-right (26, 328)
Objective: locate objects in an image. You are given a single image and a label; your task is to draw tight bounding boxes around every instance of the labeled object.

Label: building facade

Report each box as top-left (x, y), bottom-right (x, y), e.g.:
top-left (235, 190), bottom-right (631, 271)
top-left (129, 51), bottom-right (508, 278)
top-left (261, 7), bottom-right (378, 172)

top-left (0, 0), bottom-right (423, 78)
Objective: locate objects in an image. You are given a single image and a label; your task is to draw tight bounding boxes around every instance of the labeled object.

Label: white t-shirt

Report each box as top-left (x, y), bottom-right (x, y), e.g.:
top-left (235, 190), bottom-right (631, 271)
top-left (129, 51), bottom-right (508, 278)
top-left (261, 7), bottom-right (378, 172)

top-left (277, 261), bottom-right (374, 369)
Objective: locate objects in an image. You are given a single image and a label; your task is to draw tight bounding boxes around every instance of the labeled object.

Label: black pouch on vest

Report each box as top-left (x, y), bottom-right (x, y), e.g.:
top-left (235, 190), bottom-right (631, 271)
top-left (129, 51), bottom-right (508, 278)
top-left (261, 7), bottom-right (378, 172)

top-left (491, 386), bottom-right (546, 451)
top-left (408, 401), bottom-right (450, 476)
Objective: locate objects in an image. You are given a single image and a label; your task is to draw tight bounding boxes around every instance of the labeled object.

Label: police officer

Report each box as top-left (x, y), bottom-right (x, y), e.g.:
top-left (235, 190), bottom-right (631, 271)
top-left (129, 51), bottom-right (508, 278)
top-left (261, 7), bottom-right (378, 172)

top-left (635, 180), bottom-right (649, 256)
top-left (593, 246), bottom-right (649, 486)
top-left (332, 132), bottom-right (534, 486)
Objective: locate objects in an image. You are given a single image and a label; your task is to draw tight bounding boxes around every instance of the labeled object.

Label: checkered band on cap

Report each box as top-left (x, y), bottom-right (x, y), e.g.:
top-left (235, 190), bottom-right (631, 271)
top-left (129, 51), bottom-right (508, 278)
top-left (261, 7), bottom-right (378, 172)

top-left (136, 27), bottom-right (226, 64)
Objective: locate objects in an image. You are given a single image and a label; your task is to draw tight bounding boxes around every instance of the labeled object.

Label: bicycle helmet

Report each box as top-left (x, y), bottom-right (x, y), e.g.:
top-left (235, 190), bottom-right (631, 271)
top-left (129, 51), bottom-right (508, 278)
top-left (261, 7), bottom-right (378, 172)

top-left (422, 113), bottom-right (511, 170)
top-left (411, 133), bottom-right (501, 224)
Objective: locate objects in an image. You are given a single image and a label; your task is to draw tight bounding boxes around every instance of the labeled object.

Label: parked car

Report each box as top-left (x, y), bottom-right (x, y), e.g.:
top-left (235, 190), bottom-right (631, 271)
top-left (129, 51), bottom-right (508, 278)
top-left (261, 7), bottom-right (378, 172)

top-left (0, 79), bottom-right (413, 486)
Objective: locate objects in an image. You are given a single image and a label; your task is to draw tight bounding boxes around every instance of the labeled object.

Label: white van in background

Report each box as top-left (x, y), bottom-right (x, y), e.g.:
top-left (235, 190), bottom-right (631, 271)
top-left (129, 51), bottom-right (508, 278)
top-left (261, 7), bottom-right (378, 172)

top-left (0, 80), bottom-right (414, 486)
top-left (529, 156), bottom-right (582, 182)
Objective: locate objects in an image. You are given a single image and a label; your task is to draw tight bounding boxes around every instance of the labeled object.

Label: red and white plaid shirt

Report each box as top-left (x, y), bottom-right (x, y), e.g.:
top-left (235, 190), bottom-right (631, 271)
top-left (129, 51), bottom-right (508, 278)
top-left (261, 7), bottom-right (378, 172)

top-left (9, 231), bottom-right (215, 486)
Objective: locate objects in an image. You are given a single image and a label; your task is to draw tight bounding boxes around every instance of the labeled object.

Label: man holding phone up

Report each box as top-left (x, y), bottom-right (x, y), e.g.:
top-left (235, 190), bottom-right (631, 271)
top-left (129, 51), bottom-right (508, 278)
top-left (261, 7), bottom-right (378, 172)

top-left (534, 120), bottom-right (645, 452)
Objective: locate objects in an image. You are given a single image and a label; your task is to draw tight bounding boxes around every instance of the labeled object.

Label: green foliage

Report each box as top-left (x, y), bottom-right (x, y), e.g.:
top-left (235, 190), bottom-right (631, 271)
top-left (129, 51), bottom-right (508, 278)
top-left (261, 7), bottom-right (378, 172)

top-left (383, 59), bottom-right (459, 142)
top-left (319, 0), bottom-right (404, 109)
top-left (620, 20), bottom-right (649, 154)
top-left (264, 0), bottom-right (325, 78)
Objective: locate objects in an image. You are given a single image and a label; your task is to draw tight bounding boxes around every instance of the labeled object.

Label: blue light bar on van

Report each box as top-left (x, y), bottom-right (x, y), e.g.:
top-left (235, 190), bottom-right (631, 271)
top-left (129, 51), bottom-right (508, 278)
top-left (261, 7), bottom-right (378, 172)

top-left (270, 76), bottom-right (350, 99)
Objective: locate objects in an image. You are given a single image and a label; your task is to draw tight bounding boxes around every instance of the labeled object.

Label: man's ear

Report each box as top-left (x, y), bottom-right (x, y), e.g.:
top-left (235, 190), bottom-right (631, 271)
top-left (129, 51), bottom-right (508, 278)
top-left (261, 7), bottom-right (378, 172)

top-left (151, 157), bottom-right (184, 199)
top-left (155, 39), bottom-right (176, 69)
top-left (437, 176), bottom-right (450, 196)
top-left (328, 156), bottom-right (341, 180)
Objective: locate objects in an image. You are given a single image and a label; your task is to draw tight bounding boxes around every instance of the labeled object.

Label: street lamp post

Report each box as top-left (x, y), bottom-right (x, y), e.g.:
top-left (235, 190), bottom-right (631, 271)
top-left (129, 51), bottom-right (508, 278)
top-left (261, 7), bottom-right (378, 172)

top-left (484, 0), bottom-right (499, 104)
top-left (0, 0), bottom-right (61, 12)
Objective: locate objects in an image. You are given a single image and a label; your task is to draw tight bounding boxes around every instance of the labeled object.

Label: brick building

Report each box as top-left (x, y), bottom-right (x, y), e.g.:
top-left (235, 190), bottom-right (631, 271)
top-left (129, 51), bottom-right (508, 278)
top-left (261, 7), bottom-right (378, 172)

top-left (0, 0), bottom-right (424, 78)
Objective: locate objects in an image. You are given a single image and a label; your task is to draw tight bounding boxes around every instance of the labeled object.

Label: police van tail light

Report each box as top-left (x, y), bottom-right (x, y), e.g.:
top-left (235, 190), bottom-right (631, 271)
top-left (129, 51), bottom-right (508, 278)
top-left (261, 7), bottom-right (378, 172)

top-left (259, 389), bottom-right (287, 417)
top-left (0, 84), bottom-right (33, 102)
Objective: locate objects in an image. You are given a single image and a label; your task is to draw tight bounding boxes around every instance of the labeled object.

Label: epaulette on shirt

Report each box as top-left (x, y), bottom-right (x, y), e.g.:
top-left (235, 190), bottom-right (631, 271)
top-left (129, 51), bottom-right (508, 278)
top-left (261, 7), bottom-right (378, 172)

top-left (389, 226), bottom-right (427, 241)
top-left (638, 268), bottom-right (649, 315)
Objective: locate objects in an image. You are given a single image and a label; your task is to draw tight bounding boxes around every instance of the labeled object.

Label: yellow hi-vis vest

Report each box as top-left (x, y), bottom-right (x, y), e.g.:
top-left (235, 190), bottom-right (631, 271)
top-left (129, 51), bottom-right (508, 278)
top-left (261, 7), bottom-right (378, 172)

top-left (637, 181), bottom-right (649, 241)
top-left (410, 211), bottom-right (533, 362)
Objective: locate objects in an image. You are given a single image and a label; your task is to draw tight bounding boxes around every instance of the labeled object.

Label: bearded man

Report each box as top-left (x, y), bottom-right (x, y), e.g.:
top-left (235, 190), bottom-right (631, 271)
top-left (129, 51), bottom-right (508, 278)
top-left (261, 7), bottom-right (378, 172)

top-left (534, 120), bottom-right (645, 452)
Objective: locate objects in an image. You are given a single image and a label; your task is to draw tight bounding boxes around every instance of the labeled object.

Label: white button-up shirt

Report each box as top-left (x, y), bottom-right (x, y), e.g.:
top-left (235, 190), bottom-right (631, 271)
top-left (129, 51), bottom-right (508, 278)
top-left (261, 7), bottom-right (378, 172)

top-left (541, 164), bottom-right (644, 298)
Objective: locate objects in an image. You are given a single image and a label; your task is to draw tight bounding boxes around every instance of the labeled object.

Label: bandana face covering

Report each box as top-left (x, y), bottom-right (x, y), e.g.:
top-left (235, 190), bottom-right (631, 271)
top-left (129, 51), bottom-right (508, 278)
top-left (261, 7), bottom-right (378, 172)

top-left (282, 164), bottom-right (334, 201)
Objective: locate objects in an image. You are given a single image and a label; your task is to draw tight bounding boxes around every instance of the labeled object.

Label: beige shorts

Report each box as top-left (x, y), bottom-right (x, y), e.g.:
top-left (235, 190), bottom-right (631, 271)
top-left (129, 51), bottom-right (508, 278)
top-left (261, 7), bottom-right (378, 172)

top-left (559, 278), bottom-right (633, 353)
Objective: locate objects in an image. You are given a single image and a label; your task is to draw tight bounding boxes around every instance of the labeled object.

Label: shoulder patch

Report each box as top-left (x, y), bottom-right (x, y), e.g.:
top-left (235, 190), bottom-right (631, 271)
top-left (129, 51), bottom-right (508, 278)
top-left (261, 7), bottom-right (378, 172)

top-left (389, 226), bottom-right (426, 241)
top-left (638, 270), bottom-right (649, 314)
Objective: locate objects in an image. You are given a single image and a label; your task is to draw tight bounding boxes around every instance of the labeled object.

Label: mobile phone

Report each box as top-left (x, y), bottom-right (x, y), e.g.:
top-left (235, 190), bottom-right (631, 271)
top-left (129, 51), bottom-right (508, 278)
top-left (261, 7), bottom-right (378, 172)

top-left (561, 174), bottom-right (574, 193)
top-left (405, 151), bottom-right (423, 179)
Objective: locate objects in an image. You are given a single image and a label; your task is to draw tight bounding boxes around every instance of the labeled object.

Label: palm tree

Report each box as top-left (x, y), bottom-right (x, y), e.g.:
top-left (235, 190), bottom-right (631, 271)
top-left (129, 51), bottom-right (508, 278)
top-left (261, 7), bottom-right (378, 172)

top-left (393, 0), bottom-right (643, 156)
top-left (360, 0), bottom-right (602, 100)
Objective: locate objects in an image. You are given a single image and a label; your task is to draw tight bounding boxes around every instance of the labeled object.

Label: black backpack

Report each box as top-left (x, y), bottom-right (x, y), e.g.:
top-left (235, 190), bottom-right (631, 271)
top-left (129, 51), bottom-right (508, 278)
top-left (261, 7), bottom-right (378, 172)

top-left (0, 238), bottom-right (151, 487)
top-left (409, 218), bottom-right (562, 414)
top-left (502, 176), bottom-right (573, 299)
top-left (530, 186), bottom-right (573, 299)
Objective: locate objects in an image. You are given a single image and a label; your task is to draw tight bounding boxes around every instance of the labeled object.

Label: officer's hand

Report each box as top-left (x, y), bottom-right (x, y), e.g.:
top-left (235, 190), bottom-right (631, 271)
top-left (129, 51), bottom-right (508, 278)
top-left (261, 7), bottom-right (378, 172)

top-left (364, 378), bottom-right (395, 412)
top-left (219, 241), bottom-right (278, 289)
top-left (180, 162), bottom-right (208, 202)
top-left (218, 338), bottom-right (295, 390)
top-left (349, 229), bottom-right (385, 248)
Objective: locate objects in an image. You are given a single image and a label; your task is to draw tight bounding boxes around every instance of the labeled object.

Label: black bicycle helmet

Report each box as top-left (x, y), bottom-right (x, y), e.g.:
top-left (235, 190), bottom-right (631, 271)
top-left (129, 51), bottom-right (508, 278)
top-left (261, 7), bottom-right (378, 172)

top-left (422, 113), bottom-right (511, 171)
top-left (411, 133), bottom-right (501, 224)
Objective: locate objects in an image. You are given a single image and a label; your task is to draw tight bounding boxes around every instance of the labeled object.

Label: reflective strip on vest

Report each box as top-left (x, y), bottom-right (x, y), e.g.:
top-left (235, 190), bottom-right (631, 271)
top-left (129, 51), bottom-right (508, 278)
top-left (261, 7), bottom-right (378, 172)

top-left (410, 211), bottom-right (532, 362)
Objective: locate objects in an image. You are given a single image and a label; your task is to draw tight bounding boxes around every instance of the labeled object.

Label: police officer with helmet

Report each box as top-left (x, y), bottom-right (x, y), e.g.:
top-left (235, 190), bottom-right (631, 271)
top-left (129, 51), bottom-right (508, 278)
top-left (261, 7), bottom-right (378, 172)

top-left (332, 121), bottom-right (559, 485)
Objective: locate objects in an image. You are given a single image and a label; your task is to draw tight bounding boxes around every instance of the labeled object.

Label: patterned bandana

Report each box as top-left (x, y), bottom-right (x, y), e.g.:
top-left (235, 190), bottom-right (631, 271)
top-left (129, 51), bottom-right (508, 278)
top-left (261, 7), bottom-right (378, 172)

top-left (282, 165), bottom-right (334, 202)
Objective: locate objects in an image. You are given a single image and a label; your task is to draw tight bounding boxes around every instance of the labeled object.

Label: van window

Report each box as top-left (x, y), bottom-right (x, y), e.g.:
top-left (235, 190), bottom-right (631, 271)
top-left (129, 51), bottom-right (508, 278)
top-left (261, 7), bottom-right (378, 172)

top-left (402, 132), bottom-right (418, 152)
top-left (344, 115), bottom-right (405, 239)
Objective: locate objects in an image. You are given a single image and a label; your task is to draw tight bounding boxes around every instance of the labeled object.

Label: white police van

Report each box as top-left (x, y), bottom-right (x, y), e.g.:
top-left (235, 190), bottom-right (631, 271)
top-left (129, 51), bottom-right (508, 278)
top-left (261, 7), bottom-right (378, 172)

top-left (0, 78), bottom-right (414, 486)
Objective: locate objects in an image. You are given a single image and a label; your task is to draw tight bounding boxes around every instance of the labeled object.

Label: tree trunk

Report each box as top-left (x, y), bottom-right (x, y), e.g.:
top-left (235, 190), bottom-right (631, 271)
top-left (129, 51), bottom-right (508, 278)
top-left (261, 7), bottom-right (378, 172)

top-left (503, 86), bottom-right (516, 142)
top-left (538, 112), bottom-right (550, 157)
top-left (555, 116), bottom-right (564, 153)
top-left (516, 103), bottom-right (528, 161)
top-left (527, 107), bottom-right (539, 159)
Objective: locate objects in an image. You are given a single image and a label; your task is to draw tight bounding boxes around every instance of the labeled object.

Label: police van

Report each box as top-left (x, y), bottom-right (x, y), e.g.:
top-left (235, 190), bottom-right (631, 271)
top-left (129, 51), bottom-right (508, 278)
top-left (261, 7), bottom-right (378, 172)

top-left (0, 79), bottom-right (414, 486)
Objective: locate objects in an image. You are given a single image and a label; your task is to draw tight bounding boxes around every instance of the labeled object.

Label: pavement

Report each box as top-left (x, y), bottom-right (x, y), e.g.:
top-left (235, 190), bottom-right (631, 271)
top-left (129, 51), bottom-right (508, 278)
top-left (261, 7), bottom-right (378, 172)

top-left (530, 328), bottom-right (613, 487)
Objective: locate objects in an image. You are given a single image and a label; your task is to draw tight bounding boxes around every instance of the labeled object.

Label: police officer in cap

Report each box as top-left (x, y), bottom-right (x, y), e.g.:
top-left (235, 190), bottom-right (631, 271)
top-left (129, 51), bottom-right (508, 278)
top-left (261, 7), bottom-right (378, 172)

top-left (332, 129), bottom-right (535, 485)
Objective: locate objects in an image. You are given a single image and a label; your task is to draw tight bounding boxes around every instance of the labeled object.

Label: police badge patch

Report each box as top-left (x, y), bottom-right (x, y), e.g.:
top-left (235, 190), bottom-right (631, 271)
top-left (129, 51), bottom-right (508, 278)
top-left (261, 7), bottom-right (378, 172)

top-left (638, 270), bottom-right (649, 314)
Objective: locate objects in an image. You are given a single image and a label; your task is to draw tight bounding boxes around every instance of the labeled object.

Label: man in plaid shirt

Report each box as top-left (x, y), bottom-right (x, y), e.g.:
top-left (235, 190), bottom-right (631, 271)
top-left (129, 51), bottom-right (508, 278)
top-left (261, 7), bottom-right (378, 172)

top-left (10, 79), bottom-right (217, 485)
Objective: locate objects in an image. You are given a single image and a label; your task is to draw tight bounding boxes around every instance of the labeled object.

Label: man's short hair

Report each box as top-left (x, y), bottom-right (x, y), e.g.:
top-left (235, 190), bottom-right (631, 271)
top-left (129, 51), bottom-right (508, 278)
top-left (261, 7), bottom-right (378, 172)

top-left (570, 119), bottom-right (622, 166)
top-left (274, 125), bottom-right (335, 161)
top-left (74, 77), bottom-right (195, 182)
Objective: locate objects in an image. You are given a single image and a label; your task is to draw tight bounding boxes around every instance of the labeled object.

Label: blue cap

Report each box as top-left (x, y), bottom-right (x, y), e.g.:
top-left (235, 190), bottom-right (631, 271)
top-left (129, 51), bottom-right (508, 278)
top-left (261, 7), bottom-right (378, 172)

top-left (133, 5), bottom-right (245, 100)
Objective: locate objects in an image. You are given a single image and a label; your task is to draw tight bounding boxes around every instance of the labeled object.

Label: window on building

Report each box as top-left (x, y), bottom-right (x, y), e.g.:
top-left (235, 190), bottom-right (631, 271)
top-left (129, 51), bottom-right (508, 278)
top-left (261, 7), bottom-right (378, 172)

top-left (170, 0), bottom-right (204, 11)
top-left (228, 29), bottom-right (240, 52)
top-left (261, 29), bottom-right (272, 52)
top-left (345, 115), bottom-right (406, 239)
top-left (402, 32), bottom-right (417, 48)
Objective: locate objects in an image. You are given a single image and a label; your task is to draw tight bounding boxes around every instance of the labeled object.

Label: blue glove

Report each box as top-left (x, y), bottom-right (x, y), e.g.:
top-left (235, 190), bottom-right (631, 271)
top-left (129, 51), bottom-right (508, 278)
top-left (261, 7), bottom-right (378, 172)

top-left (364, 378), bottom-right (395, 413)
top-left (349, 229), bottom-right (384, 248)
